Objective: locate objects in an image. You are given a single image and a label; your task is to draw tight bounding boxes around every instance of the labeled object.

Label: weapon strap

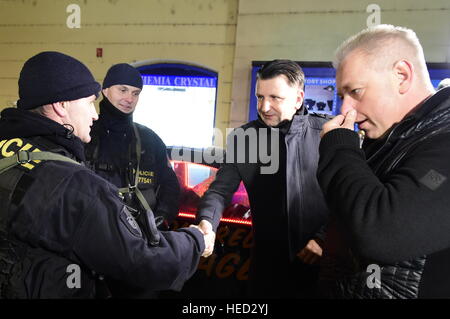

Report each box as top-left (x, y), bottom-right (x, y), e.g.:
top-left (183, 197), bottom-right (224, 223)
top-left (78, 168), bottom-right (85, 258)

top-left (118, 124), bottom-right (160, 246)
top-left (0, 150), bottom-right (80, 175)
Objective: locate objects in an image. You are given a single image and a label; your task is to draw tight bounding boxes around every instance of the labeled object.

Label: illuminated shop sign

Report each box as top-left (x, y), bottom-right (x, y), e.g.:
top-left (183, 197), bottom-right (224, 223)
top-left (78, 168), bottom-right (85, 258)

top-left (141, 75), bottom-right (217, 88)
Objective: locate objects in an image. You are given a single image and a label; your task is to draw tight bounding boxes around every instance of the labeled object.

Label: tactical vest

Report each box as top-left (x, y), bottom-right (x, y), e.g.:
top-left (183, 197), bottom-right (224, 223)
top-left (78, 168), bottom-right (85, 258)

top-left (86, 123), bottom-right (162, 244)
top-left (0, 137), bottom-right (108, 298)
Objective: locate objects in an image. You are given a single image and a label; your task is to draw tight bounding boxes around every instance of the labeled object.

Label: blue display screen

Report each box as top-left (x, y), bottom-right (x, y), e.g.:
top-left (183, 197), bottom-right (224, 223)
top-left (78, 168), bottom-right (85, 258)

top-left (135, 63), bottom-right (218, 148)
top-left (429, 66), bottom-right (450, 89)
top-left (141, 75), bottom-right (217, 88)
top-left (303, 75), bottom-right (338, 115)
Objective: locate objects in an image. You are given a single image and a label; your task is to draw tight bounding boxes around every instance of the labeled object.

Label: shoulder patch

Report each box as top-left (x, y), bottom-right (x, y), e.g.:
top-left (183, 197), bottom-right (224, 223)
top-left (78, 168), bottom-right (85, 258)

top-left (311, 112), bottom-right (334, 120)
top-left (308, 112), bottom-right (334, 130)
top-left (420, 169), bottom-right (447, 191)
top-left (119, 206), bottom-right (142, 237)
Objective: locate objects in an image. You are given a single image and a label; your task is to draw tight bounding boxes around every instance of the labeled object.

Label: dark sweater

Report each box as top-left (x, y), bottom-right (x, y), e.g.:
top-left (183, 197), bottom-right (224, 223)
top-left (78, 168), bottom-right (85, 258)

top-left (317, 87), bottom-right (450, 298)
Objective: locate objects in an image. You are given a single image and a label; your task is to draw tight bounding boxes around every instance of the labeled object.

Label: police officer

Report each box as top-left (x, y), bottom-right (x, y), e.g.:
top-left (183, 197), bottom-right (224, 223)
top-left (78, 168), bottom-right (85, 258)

top-left (0, 51), bottom-right (207, 298)
top-left (85, 64), bottom-right (180, 231)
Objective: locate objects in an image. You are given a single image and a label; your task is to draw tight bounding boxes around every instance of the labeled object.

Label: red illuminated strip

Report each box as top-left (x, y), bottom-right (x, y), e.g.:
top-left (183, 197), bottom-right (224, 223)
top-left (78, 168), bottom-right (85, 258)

top-left (178, 212), bottom-right (252, 226)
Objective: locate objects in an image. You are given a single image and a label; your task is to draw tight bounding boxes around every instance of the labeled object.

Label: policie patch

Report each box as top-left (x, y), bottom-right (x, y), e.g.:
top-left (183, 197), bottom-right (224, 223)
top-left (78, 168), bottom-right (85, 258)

top-left (119, 206), bottom-right (142, 237)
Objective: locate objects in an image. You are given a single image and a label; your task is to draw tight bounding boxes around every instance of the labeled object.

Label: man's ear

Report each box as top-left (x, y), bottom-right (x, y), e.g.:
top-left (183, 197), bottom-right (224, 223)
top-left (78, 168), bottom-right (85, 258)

top-left (296, 89), bottom-right (305, 109)
top-left (393, 59), bottom-right (413, 94)
top-left (51, 101), bottom-right (69, 118)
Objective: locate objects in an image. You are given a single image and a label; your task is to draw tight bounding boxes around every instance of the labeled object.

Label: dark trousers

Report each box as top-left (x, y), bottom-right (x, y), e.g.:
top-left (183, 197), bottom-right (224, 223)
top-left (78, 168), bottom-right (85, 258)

top-left (246, 258), bottom-right (320, 298)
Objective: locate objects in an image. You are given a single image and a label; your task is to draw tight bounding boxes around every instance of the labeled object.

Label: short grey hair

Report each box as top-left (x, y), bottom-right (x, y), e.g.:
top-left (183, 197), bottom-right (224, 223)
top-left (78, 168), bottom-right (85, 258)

top-left (333, 25), bottom-right (431, 85)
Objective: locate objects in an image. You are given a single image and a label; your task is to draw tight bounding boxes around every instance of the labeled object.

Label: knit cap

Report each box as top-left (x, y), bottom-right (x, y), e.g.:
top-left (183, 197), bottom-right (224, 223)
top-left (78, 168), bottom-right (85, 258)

top-left (102, 63), bottom-right (143, 90)
top-left (17, 51), bottom-right (101, 110)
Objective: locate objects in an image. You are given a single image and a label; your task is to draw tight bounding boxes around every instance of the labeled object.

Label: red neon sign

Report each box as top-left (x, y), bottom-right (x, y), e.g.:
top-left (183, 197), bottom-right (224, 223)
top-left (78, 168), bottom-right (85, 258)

top-left (178, 212), bottom-right (252, 226)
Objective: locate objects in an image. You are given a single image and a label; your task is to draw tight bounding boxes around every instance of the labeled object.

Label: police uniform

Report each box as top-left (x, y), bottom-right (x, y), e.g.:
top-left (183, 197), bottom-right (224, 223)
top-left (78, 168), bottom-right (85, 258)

top-left (0, 108), bottom-right (203, 299)
top-left (85, 98), bottom-right (180, 226)
top-left (85, 63), bottom-right (180, 229)
top-left (0, 52), bottom-right (204, 298)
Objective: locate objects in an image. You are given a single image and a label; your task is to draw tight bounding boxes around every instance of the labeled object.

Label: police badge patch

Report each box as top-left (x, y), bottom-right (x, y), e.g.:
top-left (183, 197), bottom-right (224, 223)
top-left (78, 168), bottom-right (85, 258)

top-left (119, 206), bottom-right (142, 237)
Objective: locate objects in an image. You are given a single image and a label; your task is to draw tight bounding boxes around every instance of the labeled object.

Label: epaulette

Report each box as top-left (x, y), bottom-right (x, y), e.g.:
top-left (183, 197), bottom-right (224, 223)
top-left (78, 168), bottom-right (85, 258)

top-left (310, 112), bottom-right (335, 120)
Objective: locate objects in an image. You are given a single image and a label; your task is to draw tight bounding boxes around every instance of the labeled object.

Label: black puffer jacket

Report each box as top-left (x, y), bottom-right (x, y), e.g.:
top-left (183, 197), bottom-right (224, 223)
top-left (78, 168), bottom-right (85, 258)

top-left (318, 87), bottom-right (450, 298)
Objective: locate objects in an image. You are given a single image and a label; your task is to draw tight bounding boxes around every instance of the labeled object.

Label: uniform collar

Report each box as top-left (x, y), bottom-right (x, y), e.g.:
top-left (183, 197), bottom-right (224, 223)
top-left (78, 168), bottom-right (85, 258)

top-left (256, 105), bottom-right (307, 135)
top-left (98, 97), bottom-right (134, 131)
top-left (0, 108), bottom-right (86, 161)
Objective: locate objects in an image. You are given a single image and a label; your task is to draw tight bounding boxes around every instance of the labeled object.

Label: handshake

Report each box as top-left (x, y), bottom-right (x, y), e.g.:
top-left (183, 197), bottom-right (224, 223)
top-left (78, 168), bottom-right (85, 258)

top-left (190, 220), bottom-right (216, 257)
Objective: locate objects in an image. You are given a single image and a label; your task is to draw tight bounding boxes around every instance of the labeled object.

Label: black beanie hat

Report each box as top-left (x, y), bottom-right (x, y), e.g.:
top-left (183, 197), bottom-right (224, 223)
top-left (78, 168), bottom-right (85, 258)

top-left (17, 51), bottom-right (101, 110)
top-left (102, 63), bottom-right (143, 90)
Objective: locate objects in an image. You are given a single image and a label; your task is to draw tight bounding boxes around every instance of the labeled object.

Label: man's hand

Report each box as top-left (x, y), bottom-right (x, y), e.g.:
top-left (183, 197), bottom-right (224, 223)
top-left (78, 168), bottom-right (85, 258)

top-left (191, 220), bottom-right (216, 258)
top-left (320, 109), bottom-right (357, 138)
top-left (297, 239), bottom-right (323, 265)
